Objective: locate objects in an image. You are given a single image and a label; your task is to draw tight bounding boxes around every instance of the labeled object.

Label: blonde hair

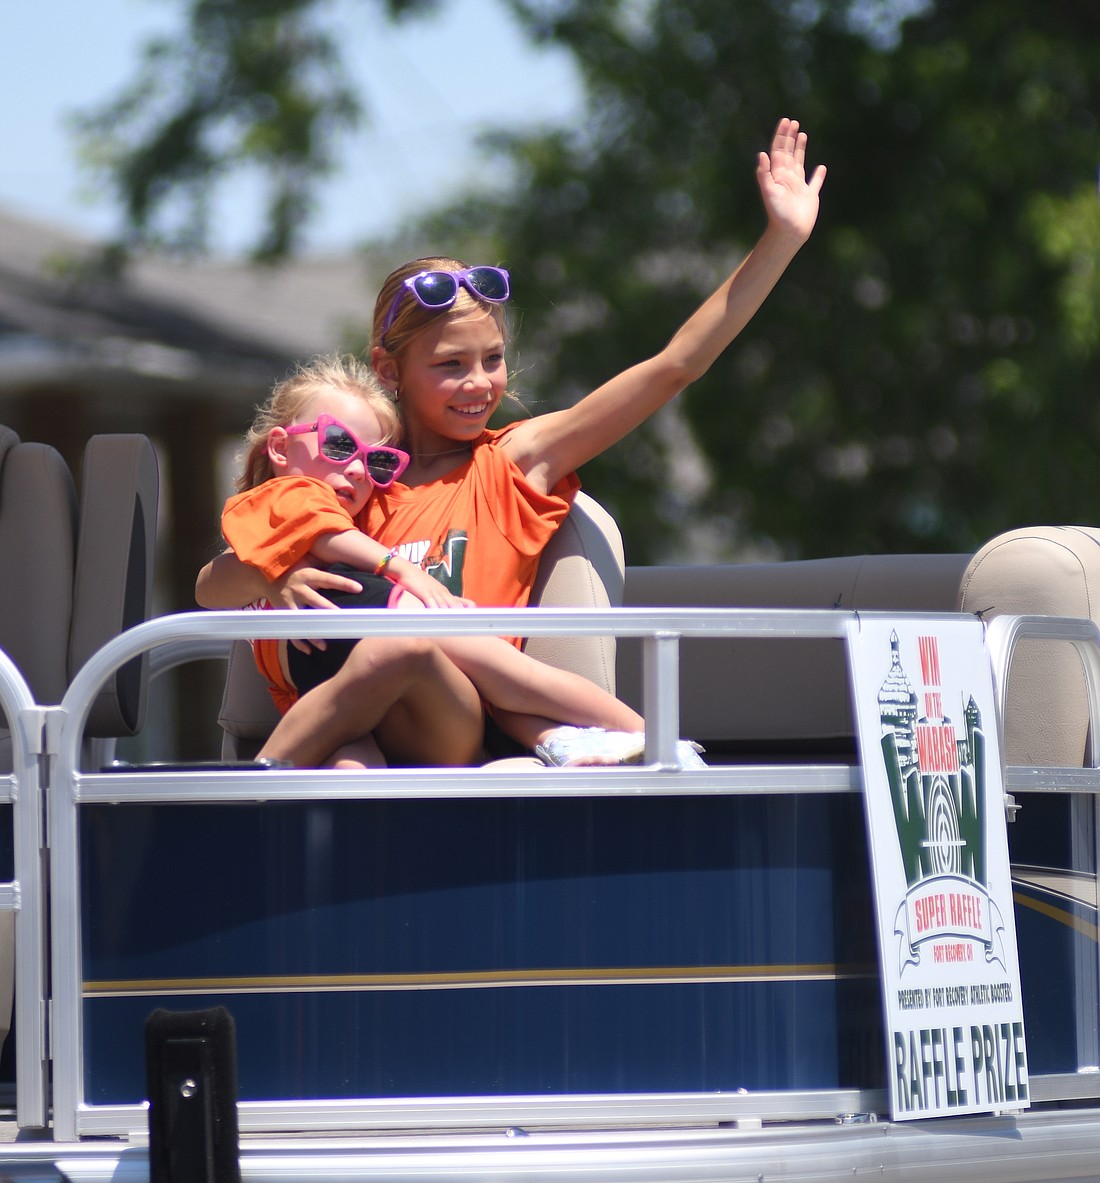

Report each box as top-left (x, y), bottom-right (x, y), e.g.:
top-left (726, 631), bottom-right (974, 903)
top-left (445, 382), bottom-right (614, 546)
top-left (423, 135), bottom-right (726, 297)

top-left (236, 354), bottom-right (400, 492)
top-left (372, 256), bottom-right (511, 357)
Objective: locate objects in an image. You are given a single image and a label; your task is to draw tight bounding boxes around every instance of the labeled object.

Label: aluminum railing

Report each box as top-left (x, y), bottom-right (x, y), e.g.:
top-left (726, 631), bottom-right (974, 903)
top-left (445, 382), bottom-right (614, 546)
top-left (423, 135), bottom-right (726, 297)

top-left (30, 607), bottom-right (1100, 1140)
top-left (0, 650), bottom-right (48, 1128)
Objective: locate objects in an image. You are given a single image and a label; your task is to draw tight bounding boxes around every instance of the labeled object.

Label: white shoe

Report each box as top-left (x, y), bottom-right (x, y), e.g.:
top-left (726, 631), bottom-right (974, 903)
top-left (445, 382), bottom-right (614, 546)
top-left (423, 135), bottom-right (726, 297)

top-left (535, 726), bottom-right (706, 769)
top-left (673, 740), bottom-right (708, 769)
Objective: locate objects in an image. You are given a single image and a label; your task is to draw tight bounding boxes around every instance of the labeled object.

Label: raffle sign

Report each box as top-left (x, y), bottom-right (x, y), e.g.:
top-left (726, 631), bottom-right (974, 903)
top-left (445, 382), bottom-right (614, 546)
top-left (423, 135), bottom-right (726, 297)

top-left (847, 618), bottom-right (1029, 1120)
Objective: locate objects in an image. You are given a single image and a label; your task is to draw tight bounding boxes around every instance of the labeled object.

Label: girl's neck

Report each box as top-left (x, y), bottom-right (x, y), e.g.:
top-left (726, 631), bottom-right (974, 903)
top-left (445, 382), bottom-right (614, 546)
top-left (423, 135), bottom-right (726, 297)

top-left (401, 439), bottom-right (475, 486)
top-left (406, 442), bottom-right (474, 460)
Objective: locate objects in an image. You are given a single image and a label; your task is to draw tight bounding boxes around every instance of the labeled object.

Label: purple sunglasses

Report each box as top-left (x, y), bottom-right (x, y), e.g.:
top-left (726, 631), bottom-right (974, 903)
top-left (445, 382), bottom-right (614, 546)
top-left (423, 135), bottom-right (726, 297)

top-left (380, 265), bottom-right (511, 343)
top-left (285, 414), bottom-right (410, 487)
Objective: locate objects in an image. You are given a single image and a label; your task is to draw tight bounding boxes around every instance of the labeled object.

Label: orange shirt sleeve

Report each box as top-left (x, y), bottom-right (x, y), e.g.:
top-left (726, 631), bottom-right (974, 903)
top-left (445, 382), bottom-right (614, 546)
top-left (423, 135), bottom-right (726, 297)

top-left (359, 426), bottom-right (579, 610)
top-left (221, 476), bottom-right (355, 582)
top-left (470, 422), bottom-right (580, 562)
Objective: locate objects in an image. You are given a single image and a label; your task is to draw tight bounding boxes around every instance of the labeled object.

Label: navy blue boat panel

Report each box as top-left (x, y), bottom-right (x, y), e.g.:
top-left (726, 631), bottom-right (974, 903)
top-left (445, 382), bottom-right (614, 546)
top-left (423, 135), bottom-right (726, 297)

top-left (1008, 792), bottom-right (1098, 1074)
top-left (0, 803), bottom-right (12, 882)
top-left (80, 796), bottom-right (874, 978)
top-left (85, 979), bottom-right (882, 1104)
top-left (76, 794), bottom-right (880, 1104)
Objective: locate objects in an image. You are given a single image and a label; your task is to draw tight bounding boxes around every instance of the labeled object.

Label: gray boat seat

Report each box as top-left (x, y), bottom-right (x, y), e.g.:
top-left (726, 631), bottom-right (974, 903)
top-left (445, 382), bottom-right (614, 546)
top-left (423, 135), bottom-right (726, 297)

top-left (218, 490), bottom-right (625, 760)
top-left (0, 429), bottom-right (158, 1078)
top-left (0, 438), bottom-right (80, 755)
top-left (70, 434), bottom-right (160, 739)
top-left (0, 431), bottom-right (158, 761)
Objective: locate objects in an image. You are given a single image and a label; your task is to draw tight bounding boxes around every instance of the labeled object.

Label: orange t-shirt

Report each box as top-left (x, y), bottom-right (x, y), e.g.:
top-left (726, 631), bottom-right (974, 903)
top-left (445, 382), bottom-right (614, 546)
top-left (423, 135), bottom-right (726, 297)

top-left (221, 476), bottom-right (362, 713)
top-left (222, 476), bottom-right (355, 582)
top-left (221, 427), bottom-right (580, 712)
top-left (360, 424), bottom-right (580, 610)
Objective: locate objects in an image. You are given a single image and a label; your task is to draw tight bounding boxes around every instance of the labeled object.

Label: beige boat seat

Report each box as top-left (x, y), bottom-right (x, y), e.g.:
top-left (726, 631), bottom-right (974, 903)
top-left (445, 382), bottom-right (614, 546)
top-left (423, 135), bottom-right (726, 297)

top-left (617, 525), bottom-right (1100, 769)
top-left (958, 525), bottom-right (1100, 768)
top-left (218, 490), bottom-right (626, 760)
top-left (617, 552), bottom-right (971, 760)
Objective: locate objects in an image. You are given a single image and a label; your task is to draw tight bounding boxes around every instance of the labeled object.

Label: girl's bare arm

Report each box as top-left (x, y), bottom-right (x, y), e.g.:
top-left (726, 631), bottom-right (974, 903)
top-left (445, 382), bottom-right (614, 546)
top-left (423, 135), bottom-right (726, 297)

top-left (310, 530), bottom-right (473, 609)
top-left (195, 548), bottom-right (364, 610)
top-left (503, 118), bottom-right (826, 494)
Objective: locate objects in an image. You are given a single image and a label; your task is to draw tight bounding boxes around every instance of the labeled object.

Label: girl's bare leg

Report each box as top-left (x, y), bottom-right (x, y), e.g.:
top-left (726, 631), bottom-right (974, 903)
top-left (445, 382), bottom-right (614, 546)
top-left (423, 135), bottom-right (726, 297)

top-left (326, 734), bottom-right (387, 770)
top-left (435, 635), bottom-right (644, 732)
top-left (489, 710), bottom-right (568, 753)
top-left (258, 635), bottom-right (485, 768)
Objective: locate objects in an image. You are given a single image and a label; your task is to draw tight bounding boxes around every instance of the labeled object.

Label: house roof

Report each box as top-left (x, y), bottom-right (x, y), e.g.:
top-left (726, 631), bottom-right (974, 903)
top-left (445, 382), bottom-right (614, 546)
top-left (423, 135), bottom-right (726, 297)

top-left (0, 206), bottom-right (377, 411)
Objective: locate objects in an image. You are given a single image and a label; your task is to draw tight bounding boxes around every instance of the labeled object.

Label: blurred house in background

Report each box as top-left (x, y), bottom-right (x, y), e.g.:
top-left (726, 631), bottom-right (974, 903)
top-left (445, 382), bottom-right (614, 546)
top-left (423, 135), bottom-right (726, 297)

top-left (0, 208), bottom-right (378, 755)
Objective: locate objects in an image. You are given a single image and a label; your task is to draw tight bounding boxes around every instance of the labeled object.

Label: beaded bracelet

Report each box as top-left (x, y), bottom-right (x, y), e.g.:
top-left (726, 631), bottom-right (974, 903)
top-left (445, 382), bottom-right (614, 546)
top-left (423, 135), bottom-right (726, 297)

top-left (374, 547), bottom-right (399, 577)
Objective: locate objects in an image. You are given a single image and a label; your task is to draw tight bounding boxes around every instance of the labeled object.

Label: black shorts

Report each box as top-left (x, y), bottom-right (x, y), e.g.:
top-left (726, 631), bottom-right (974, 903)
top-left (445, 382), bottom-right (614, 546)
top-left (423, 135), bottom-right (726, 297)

top-left (285, 564), bottom-right (399, 695)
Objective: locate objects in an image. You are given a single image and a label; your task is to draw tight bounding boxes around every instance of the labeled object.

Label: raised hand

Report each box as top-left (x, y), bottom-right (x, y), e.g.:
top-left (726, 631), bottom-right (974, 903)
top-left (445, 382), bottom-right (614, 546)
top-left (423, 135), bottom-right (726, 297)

top-left (756, 117), bottom-right (827, 245)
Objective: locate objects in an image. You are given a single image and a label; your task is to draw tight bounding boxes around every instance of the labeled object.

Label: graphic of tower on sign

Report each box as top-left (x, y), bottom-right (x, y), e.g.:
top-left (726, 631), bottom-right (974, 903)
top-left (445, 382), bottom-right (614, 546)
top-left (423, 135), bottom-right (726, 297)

top-left (876, 632), bottom-right (987, 890)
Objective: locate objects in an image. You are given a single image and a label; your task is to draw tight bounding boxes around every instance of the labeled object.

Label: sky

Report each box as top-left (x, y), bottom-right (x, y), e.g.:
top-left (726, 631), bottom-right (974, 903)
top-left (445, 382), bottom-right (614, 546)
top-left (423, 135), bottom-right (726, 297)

top-left (0, 0), bottom-right (584, 256)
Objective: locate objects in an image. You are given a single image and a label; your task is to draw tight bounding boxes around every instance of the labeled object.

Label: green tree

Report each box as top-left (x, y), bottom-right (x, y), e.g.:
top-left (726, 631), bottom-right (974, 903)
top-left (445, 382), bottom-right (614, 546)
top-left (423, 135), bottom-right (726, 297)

top-left (75, 0), bottom-right (439, 261)
top-left (476, 0), bottom-right (1100, 561)
top-left (82, 0), bottom-right (1100, 562)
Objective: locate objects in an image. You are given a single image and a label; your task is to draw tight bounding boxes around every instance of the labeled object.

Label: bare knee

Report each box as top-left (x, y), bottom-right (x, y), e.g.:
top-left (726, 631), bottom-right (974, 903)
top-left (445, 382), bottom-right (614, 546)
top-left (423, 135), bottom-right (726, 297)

top-left (340, 634), bottom-right (437, 683)
top-left (326, 736), bottom-right (386, 770)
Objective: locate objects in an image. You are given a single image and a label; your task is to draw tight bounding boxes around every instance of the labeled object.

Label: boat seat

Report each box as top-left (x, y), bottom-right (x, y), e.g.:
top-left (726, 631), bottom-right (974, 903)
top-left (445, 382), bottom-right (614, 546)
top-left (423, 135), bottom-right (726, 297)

top-left (0, 432), bottom-right (74, 1084)
top-left (617, 525), bottom-right (1100, 769)
top-left (70, 434), bottom-right (160, 740)
top-left (0, 439), bottom-right (80, 759)
top-left (0, 429), bottom-right (158, 1082)
top-left (958, 525), bottom-right (1100, 768)
top-left (0, 431), bottom-right (158, 760)
top-left (618, 552), bottom-right (971, 760)
top-left (218, 490), bottom-right (626, 760)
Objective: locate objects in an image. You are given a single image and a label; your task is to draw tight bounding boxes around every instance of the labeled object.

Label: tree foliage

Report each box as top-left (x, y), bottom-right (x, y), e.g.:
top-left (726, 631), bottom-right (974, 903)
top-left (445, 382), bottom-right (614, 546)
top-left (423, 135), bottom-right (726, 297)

top-left (82, 0), bottom-right (1100, 561)
top-left (74, 0), bottom-right (438, 261)
top-left (481, 0), bottom-right (1100, 561)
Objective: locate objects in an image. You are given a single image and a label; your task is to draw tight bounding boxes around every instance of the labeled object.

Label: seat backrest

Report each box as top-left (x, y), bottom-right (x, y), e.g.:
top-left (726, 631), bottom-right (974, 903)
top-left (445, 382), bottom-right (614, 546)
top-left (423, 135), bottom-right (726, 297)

top-left (219, 490), bottom-right (627, 759)
top-left (618, 553), bottom-right (973, 756)
top-left (0, 431), bottom-right (160, 770)
top-left (218, 642), bottom-right (279, 760)
top-left (0, 425), bottom-right (19, 478)
top-left (0, 429), bottom-right (158, 1082)
top-left (521, 491), bottom-right (624, 695)
top-left (70, 435), bottom-right (160, 737)
top-left (0, 440), bottom-right (80, 708)
top-left (617, 528), bottom-right (1100, 766)
top-left (958, 525), bottom-right (1100, 767)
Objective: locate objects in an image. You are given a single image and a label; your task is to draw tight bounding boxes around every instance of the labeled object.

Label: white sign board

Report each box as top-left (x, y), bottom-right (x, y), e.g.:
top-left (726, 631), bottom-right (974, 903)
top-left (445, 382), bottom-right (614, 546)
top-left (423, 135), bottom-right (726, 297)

top-left (847, 617), bottom-right (1029, 1120)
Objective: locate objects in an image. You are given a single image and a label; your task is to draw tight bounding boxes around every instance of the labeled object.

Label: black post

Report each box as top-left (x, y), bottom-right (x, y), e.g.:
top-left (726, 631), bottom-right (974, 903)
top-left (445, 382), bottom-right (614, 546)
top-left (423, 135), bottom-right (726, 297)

top-left (145, 1007), bottom-right (241, 1183)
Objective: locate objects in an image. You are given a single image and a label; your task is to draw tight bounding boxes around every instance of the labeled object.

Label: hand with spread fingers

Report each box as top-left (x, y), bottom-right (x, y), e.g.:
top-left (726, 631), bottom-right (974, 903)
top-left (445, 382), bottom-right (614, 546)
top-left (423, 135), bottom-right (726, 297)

top-left (756, 117), bottom-right (827, 246)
